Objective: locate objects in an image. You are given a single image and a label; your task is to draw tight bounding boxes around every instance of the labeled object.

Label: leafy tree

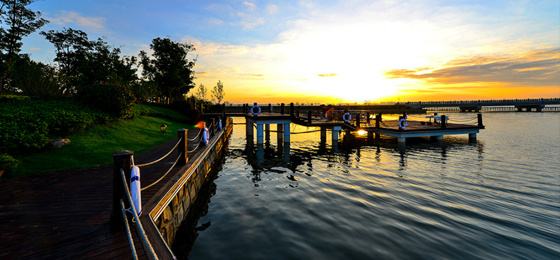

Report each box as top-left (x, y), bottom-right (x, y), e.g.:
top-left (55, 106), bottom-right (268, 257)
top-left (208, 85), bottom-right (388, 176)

top-left (0, 0), bottom-right (48, 93)
top-left (211, 80), bottom-right (225, 104)
top-left (41, 28), bottom-right (137, 95)
top-left (0, 0), bottom-right (48, 55)
top-left (11, 55), bottom-right (61, 97)
top-left (196, 83), bottom-right (207, 101)
top-left (139, 37), bottom-right (196, 104)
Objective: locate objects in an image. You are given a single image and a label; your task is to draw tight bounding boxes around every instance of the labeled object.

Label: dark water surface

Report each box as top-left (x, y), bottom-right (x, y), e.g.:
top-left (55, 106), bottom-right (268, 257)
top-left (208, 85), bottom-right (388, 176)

top-left (176, 112), bottom-right (560, 259)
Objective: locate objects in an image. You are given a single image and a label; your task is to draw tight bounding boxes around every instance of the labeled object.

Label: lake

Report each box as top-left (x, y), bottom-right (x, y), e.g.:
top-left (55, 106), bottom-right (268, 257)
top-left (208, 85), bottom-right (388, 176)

top-left (174, 112), bottom-right (560, 259)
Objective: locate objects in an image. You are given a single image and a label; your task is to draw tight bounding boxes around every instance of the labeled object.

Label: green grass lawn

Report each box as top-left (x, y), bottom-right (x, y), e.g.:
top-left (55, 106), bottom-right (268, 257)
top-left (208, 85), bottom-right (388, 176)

top-left (13, 104), bottom-right (193, 176)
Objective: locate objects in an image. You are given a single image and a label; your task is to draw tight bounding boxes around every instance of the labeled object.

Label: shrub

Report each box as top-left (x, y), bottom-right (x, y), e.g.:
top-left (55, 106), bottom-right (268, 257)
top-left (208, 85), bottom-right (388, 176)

top-left (79, 83), bottom-right (135, 118)
top-left (0, 97), bottom-right (110, 153)
top-left (0, 154), bottom-right (19, 175)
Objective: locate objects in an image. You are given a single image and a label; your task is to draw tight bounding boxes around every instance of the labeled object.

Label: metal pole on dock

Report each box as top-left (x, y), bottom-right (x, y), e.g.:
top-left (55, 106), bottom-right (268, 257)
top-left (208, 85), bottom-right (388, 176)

top-left (177, 129), bottom-right (188, 165)
top-left (112, 150), bottom-right (133, 230)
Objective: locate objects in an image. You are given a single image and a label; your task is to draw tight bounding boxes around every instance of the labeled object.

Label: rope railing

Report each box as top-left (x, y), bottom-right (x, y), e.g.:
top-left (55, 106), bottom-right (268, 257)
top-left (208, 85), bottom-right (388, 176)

top-left (136, 138), bottom-right (182, 168)
top-left (119, 169), bottom-right (158, 260)
top-left (120, 199), bottom-right (138, 260)
top-left (141, 153), bottom-right (182, 191)
top-left (188, 128), bottom-right (202, 142)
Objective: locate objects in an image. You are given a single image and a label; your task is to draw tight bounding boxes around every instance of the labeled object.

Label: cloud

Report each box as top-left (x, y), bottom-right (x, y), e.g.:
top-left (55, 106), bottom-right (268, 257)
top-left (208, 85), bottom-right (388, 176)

top-left (50, 11), bottom-right (105, 31)
top-left (385, 48), bottom-right (560, 86)
top-left (266, 4), bottom-right (279, 15)
top-left (207, 18), bottom-right (224, 26)
top-left (243, 1), bottom-right (256, 11)
top-left (241, 17), bottom-right (265, 30)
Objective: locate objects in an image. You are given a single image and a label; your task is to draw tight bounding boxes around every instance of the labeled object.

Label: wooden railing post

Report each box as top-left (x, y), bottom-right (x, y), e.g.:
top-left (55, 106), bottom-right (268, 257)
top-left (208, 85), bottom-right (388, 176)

top-left (375, 114), bottom-right (380, 128)
top-left (289, 103), bottom-right (294, 116)
top-left (441, 115), bottom-right (447, 129)
top-left (477, 113), bottom-right (484, 128)
top-left (296, 110), bottom-right (300, 118)
top-left (307, 111), bottom-right (312, 124)
top-left (112, 150), bottom-right (133, 230)
top-left (280, 103), bottom-right (285, 114)
top-left (268, 103), bottom-right (272, 113)
top-left (356, 113), bottom-right (361, 128)
top-left (211, 118), bottom-right (216, 136)
top-left (177, 129), bottom-right (188, 165)
top-left (366, 112), bottom-right (371, 125)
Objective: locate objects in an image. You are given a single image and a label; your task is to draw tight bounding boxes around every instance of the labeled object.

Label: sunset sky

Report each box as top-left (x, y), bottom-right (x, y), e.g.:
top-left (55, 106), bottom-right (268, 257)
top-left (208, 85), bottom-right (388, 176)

top-left (23, 0), bottom-right (560, 103)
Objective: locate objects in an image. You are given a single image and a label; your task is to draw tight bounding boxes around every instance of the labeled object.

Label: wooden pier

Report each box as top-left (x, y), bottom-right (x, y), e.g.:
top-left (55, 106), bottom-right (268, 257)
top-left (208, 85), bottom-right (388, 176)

top-left (233, 103), bottom-right (484, 146)
top-left (0, 117), bottom-right (233, 259)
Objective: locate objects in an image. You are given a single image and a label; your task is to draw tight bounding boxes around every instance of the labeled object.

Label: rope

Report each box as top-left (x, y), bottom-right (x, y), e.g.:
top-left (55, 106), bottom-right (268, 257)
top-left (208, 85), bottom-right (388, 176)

top-left (120, 200), bottom-right (139, 260)
top-left (141, 153), bottom-right (182, 191)
top-left (188, 128), bottom-right (203, 141)
top-left (136, 138), bottom-right (182, 168)
top-left (187, 141), bottom-right (201, 153)
top-left (119, 170), bottom-right (158, 259)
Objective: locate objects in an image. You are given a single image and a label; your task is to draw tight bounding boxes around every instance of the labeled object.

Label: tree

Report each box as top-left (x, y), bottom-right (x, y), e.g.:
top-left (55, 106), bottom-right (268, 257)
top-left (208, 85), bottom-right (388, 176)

top-left (212, 80), bottom-right (225, 104)
top-left (0, 0), bottom-right (48, 55)
top-left (196, 83), bottom-right (206, 100)
top-left (41, 28), bottom-right (137, 95)
top-left (139, 37), bottom-right (196, 104)
top-left (0, 0), bottom-right (48, 93)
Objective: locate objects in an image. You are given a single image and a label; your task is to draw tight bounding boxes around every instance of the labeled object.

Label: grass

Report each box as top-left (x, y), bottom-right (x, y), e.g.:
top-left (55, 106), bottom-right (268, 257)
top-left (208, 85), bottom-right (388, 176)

top-left (13, 104), bottom-right (193, 176)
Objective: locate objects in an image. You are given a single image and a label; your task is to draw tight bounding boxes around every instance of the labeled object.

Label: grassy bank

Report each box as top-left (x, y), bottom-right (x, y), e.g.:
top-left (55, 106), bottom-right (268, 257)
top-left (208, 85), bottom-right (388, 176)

top-left (10, 104), bottom-right (191, 176)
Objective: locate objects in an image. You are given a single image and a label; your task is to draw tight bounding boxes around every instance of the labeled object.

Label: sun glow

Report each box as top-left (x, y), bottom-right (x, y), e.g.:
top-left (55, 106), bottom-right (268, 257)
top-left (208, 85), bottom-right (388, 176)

top-left (193, 1), bottom-right (560, 103)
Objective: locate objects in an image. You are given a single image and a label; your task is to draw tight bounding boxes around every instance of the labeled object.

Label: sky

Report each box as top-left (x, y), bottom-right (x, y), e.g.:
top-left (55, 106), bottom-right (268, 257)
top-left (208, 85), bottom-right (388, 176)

top-left (22, 0), bottom-right (560, 103)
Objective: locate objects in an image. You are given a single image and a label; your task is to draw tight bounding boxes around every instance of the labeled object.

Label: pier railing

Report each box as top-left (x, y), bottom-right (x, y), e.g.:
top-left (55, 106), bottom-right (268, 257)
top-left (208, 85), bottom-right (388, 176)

top-left (112, 117), bottom-right (225, 259)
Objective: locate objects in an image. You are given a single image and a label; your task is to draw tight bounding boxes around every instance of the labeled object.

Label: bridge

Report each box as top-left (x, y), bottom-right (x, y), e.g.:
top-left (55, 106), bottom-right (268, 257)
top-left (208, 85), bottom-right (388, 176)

top-left (397, 98), bottom-right (560, 112)
top-left (217, 98), bottom-right (560, 114)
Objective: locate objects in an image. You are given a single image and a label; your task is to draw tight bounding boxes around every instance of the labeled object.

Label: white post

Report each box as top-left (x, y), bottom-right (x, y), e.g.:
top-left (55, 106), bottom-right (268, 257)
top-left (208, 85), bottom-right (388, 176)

top-left (256, 123), bottom-right (264, 144)
top-left (283, 122), bottom-right (291, 143)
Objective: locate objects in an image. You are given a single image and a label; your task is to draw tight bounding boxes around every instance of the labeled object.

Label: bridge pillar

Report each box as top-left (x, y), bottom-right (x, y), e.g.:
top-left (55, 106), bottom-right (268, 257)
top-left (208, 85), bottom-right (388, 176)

top-left (283, 123), bottom-right (291, 143)
top-left (468, 133), bottom-right (477, 143)
top-left (277, 124), bottom-right (283, 144)
top-left (246, 118), bottom-right (254, 142)
top-left (256, 123), bottom-right (264, 144)
top-left (332, 126), bottom-right (341, 143)
top-left (265, 124), bottom-right (270, 144)
top-left (320, 127), bottom-right (327, 144)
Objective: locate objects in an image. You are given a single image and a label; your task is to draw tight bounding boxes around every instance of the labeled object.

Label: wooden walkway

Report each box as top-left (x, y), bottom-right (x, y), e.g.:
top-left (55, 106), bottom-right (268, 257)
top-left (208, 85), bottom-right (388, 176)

top-left (0, 130), bottom-right (205, 259)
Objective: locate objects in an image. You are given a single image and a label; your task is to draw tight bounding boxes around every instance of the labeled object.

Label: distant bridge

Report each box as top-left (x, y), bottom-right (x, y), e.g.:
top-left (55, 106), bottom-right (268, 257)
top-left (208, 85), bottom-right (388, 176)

top-left (219, 98), bottom-right (560, 114)
top-left (397, 98), bottom-right (560, 112)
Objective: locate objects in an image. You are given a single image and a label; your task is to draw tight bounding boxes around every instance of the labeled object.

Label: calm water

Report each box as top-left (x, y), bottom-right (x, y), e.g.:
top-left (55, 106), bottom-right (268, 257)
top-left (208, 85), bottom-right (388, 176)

top-left (175, 112), bottom-right (560, 259)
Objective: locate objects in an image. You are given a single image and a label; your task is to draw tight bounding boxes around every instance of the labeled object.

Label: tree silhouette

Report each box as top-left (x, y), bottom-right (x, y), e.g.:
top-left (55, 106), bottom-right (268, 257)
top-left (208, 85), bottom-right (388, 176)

top-left (212, 80), bottom-right (225, 104)
top-left (139, 37), bottom-right (196, 104)
top-left (196, 83), bottom-right (206, 101)
top-left (0, 0), bottom-right (48, 93)
top-left (0, 0), bottom-right (48, 55)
